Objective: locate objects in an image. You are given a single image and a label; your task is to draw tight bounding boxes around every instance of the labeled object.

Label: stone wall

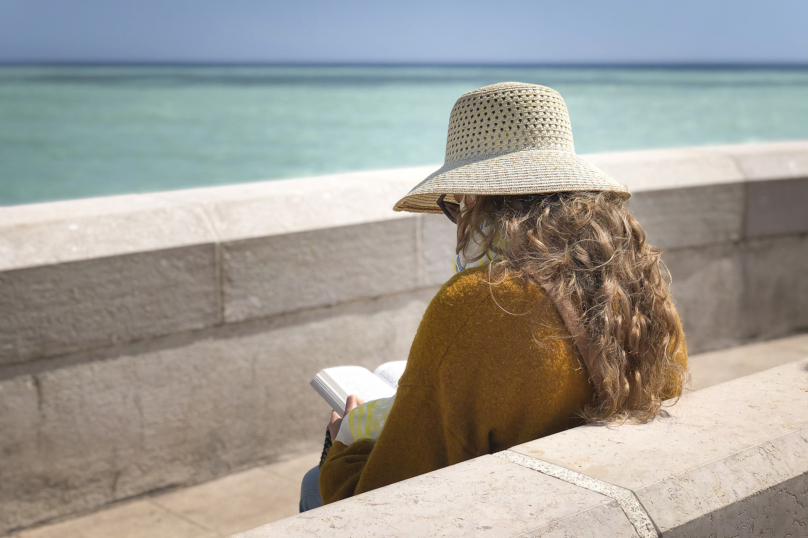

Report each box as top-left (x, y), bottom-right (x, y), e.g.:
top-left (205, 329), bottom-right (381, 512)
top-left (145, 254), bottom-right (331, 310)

top-left (1, 141), bottom-right (807, 534)
top-left (238, 358), bottom-right (808, 537)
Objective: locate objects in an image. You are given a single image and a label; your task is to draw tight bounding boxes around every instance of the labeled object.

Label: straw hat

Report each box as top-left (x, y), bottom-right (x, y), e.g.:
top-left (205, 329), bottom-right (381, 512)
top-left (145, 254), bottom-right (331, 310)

top-left (393, 82), bottom-right (630, 213)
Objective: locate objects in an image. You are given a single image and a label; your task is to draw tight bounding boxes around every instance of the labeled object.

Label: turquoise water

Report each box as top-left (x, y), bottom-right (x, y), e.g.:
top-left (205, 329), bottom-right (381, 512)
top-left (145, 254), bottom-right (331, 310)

top-left (1, 65), bottom-right (808, 206)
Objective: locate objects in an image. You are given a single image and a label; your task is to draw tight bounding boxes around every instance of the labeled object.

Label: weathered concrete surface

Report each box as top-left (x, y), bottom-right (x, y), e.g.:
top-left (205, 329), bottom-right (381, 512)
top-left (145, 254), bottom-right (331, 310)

top-left (495, 451), bottom-right (656, 538)
top-left (626, 183), bottom-right (744, 251)
top-left (585, 147), bottom-right (745, 192)
top-left (687, 333), bottom-right (808, 389)
top-left (520, 501), bottom-right (641, 538)
top-left (223, 218), bottom-right (419, 322)
top-left (746, 178), bottom-right (808, 238)
top-left (11, 499), bottom-right (219, 538)
top-left (662, 233), bottom-right (808, 353)
top-left (0, 246), bottom-right (220, 366)
top-left (511, 359), bottom-right (808, 490)
top-left (153, 166), bottom-right (433, 241)
top-left (742, 234), bottom-right (808, 341)
top-left (0, 196), bottom-right (216, 271)
top-left (420, 213), bottom-right (458, 287)
top-left (640, 429), bottom-right (808, 537)
top-left (511, 359), bottom-right (808, 535)
top-left (585, 140), bottom-right (808, 192)
top-left (0, 288), bottom-right (435, 534)
top-left (9, 452), bottom-right (321, 538)
top-left (709, 140), bottom-right (808, 181)
top-left (662, 472), bottom-right (808, 538)
top-left (233, 456), bottom-right (638, 538)
top-left (663, 243), bottom-right (745, 352)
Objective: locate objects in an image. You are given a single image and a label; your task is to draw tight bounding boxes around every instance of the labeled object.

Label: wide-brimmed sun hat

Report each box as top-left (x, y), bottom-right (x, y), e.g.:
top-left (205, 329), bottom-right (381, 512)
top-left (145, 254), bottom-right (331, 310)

top-left (393, 82), bottom-right (630, 213)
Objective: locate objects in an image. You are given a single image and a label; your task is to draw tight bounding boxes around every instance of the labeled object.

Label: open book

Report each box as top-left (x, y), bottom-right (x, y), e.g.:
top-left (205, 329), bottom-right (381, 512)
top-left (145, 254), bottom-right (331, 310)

top-left (310, 361), bottom-right (407, 413)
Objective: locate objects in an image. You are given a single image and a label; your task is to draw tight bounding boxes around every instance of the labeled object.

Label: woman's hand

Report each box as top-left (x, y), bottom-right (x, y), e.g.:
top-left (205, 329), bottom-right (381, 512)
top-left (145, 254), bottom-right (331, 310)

top-left (329, 394), bottom-right (365, 440)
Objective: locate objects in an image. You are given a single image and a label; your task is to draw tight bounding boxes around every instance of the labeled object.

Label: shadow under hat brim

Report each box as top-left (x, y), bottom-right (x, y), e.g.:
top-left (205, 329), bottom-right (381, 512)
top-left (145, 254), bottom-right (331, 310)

top-left (393, 149), bottom-right (630, 214)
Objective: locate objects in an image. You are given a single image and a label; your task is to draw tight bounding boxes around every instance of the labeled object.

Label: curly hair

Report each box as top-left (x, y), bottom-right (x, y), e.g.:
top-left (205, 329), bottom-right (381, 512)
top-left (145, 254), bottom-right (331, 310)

top-left (456, 191), bottom-right (687, 423)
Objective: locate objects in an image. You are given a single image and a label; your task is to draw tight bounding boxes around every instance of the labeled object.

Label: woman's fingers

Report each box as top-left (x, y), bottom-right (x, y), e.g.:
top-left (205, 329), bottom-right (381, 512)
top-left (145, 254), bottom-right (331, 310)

top-left (344, 394), bottom-right (365, 415)
top-left (329, 395), bottom-right (366, 440)
top-left (328, 410), bottom-right (343, 440)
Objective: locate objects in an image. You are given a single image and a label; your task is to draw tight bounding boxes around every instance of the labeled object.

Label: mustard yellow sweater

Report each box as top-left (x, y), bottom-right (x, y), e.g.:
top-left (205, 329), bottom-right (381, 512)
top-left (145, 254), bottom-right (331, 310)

top-left (319, 266), bottom-right (687, 504)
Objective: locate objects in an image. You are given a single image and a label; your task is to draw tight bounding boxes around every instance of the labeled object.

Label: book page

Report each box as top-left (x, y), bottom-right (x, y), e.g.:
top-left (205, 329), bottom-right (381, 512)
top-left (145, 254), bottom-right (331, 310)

top-left (311, 366), bottom-right (397, 413)
top-left (373, 361), bottom-right (407, 388)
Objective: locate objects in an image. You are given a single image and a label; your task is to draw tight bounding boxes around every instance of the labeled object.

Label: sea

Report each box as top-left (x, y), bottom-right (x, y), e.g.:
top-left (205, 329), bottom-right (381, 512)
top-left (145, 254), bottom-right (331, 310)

top-left (1, 65), bottom-right (807, 206)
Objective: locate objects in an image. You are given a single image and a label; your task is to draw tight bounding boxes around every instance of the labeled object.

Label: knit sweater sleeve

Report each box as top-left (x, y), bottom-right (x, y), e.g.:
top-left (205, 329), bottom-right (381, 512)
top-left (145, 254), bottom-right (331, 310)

top-left (318, 383), bottom-right (476, 504)
top-left (318, 272), bottom-right (485, 504)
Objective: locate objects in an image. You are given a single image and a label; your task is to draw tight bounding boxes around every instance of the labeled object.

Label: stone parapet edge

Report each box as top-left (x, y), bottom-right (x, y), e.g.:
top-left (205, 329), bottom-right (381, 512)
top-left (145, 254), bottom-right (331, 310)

top-left (638, 425), bottom-right (808, 534)
top-left (495, 450), bottom-right (659, 538)
top-left (2, 141), bottom-right (806, 271)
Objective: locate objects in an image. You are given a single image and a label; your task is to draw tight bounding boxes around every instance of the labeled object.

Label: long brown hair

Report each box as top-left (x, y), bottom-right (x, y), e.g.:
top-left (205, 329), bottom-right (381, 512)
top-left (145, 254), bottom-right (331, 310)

top-left (456, 191), bottom-right (686, 423)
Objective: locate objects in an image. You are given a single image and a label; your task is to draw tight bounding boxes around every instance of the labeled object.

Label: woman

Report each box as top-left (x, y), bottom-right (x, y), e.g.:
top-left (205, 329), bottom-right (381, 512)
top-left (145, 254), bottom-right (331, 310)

top-left (301, 82), bottom-right (687, 510)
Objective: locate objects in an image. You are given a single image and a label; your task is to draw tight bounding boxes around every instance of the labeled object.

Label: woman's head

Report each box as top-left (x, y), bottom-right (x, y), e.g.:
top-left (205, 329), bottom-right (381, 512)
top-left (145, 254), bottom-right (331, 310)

top-left (454, 191), bottom-right (686, 423)
top-left (394, 82), bottom-right (684, 422)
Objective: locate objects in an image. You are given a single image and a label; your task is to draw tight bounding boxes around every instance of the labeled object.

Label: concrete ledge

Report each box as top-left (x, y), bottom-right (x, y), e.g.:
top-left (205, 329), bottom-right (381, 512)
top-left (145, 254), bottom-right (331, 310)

top-left (511, 359), bottom-right (808, 537)
top-left (236, 359), bottom-right (808, 538)
top-left (237, 455), bottom-right (641, 538)
top-left (222, 218), bottom-right (420, 322)
top-left (3, 142), bottom-right (805, 268)
top-left (639, 430), bottom-right (808, 537)
top-left (0, 246), bottom-right (220, 366)
top-left (1, 142), bottom-right (807, 366)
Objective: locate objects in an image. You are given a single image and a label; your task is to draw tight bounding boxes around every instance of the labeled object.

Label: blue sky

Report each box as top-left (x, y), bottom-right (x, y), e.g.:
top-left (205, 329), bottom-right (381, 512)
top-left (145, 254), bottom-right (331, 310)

top-left (1, 0), bottom-right (807, 64)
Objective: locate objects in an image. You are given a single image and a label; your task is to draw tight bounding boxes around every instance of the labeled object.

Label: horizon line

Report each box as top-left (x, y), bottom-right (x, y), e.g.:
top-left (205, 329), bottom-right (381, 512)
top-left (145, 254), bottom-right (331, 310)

top-left (2, 60), bottom-right (808, 69)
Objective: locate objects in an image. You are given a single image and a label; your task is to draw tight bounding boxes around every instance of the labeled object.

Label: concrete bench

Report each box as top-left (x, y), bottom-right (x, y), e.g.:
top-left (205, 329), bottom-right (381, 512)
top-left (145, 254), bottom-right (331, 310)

top-left (236, 358), bottom-right (808, 537)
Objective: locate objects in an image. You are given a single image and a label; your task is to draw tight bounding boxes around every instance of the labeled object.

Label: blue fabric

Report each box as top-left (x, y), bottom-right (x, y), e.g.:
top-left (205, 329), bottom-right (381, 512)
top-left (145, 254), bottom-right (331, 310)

top-left (299, 465), bottom-right (323, 512)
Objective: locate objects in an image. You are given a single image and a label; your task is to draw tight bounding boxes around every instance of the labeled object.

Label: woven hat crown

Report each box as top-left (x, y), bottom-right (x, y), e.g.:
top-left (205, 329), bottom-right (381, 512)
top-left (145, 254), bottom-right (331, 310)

top-left (445, 82), bottom-right (575, 163)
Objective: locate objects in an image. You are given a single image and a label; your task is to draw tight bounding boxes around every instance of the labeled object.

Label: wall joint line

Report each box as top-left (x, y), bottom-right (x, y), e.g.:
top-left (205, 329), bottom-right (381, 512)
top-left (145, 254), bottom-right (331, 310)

top-left (495, 450), bottom-right (659, 538)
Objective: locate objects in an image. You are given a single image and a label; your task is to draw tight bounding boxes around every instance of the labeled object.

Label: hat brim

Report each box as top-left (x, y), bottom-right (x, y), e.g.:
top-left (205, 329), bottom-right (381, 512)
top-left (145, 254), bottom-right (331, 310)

top-left (393, 149), bottom-right (630, 213)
